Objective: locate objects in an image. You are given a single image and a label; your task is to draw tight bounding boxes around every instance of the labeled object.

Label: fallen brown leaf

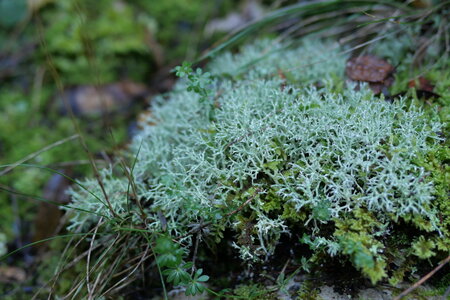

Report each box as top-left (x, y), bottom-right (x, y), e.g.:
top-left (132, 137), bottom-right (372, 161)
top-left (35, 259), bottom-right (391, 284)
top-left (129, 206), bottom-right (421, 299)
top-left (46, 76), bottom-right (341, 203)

top-left (346, 55), bottom-right (394, 83)
top-left (346, 55), bottom-right (395, 95)
top-left (408, 76), bottom-right (434, 92)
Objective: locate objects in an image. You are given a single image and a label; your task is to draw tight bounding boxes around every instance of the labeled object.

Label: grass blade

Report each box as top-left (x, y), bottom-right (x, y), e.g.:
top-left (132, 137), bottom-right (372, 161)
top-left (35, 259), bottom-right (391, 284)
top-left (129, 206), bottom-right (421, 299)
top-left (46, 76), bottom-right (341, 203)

top-left (0, 163), bottom-right (109, 209)
top-left (0, 184), bottom-right (110, 220)
top-left (0, 232), bottom-right (107, 261)
top-left (0, 134), bottom-right (79, 176)
top-left (199, 0), bottom-right (411, 61)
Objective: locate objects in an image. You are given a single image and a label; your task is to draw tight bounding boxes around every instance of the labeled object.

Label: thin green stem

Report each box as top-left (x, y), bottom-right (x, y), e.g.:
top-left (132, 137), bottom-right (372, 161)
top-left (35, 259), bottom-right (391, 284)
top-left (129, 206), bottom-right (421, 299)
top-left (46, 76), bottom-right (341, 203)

top-left (145, 233), bottom-right (168, 300)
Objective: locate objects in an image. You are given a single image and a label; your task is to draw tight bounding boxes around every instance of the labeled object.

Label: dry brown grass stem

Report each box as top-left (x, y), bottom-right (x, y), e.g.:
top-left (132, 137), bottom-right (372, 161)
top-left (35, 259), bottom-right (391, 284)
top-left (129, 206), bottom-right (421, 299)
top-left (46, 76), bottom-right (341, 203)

top-left (393, 255), bottom-right (450, 300)
top-left (100, 244), bottom-right (150, 297)
top-left (87, 217), bottom-right (104, 299)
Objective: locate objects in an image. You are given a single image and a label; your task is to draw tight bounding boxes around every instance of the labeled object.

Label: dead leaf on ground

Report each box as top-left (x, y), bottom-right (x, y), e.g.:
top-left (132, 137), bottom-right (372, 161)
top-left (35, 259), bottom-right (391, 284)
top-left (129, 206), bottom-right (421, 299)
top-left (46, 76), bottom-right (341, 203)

top-left (368, 76), bottom-right (395, 95)
top-left (408, 76), bottom-right (434, 92)
top-left (346, 55), bottom-right (395, 95)
top-left (408, 76), bottom-right (440, 100)
top-left (390, 76), bottom-right (440, 102)
top-left (411, 0), bottom-right (433, 9)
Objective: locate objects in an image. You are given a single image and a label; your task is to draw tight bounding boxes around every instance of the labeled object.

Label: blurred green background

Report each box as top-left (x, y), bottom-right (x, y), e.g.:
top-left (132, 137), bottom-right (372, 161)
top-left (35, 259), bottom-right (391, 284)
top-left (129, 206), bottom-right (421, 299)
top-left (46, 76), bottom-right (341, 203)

top-left (0, 0), bottom-right (240, 266)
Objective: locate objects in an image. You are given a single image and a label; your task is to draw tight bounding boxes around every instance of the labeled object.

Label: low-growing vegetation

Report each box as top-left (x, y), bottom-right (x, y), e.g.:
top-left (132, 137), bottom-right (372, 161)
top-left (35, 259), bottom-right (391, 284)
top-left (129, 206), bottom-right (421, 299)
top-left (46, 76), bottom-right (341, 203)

top-left (1, 0), bottom-right (449, 299)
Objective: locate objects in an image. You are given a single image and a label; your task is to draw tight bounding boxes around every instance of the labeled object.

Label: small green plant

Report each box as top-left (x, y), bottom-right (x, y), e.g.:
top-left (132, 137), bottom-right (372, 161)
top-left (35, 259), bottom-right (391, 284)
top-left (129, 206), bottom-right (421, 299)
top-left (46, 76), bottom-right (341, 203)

top-left (175, 61), bottom-right (215, 120)
top-left (154, 234), bottom-right (209, 296)
top-left (175, 62), bottom-right (212, 96)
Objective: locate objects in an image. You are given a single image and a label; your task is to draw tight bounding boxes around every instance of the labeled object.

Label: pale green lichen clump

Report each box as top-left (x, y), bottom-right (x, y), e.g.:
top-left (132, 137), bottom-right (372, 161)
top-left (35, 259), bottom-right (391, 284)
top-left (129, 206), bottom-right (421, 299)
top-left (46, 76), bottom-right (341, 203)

top-left (67, 39), bottom-right (448, 284)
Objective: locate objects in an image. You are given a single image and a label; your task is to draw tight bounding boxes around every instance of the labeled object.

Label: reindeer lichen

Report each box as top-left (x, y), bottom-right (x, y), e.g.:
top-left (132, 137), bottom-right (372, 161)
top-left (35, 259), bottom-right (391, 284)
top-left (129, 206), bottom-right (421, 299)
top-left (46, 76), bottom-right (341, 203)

top-left (67, 39), bottom-right (449, 284)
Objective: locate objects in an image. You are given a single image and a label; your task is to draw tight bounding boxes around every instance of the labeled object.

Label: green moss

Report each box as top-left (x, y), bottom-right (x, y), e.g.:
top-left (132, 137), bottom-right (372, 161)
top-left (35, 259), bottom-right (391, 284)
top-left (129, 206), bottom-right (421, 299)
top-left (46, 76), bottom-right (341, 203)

top-left (413, 147), bottom-right (450, 236)
top-left (0, 86), bottom-right (126, 239)
top-left (412, 236), bottom-right (436, 259)
top-left (35, 0), bottom-right (232, 85)
top-left (296, 281), bottom-right (321, 300)
top-left (233, 283), bottom-right (278, 299)
top-left (333, 209), bottom-right (388, 284)
top-left (39, 0), bottom-right (154, 85)
top-left (135, 0), bottom-right (212, 61)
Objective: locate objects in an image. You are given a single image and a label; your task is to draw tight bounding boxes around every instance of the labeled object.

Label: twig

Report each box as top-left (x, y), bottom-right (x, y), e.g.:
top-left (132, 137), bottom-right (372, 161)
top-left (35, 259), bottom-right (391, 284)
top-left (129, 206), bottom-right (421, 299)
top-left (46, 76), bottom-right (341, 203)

top-left (30, 67), bottom-right (46, 123)
top-left (280, 259), bottom-right (290, 275)
top-left (191, 231), bottom-right (201, 275)
top-left (393, 254), bottom-right (450, 300)
top-left (225, 188), bottom-right (262, 217)
top-left (116, 154), bottom-right (146, 220)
